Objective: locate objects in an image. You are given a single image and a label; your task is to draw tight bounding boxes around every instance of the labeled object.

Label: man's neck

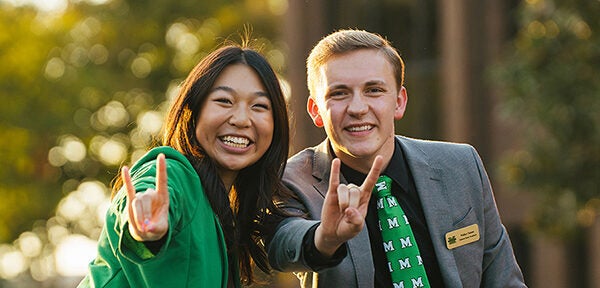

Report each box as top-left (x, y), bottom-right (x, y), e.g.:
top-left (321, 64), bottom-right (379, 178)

top-left (332, 148), bottom-right (393, 175)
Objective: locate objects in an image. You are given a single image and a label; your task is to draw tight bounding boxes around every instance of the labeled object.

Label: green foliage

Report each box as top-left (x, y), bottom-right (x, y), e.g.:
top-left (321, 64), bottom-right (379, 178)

top-left (493, 0), bottom-right (600, 237)
top-left (0, 0), bottom-right (284, 243)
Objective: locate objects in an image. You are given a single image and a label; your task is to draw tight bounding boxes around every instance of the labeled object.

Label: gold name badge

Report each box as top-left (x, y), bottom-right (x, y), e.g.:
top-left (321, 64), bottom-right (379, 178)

top-left (445, 224), bottom-right (480, 250)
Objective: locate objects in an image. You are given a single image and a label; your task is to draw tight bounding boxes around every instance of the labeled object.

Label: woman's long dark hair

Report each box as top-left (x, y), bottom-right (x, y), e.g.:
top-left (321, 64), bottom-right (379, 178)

top-left (161, 45), bottom-right (290, 285)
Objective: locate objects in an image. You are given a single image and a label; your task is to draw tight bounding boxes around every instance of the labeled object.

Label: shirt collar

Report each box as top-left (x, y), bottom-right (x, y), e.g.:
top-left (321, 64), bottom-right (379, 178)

top-left (338, 139), bottom-right (411, 193)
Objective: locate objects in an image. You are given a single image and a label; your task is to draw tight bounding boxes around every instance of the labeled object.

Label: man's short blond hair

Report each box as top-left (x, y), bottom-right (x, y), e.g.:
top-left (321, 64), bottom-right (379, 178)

top-left (306, 29), bottom-right (405, 98)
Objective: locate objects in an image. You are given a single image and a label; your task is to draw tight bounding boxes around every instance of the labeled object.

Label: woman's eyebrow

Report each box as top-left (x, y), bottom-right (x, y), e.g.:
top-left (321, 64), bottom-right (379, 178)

top-left (212, 85), bottom-right (268, 97)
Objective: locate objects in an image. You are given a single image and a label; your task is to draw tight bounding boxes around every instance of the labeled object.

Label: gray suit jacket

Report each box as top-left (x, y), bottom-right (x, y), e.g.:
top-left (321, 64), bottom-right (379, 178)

top-left (267, 136), bottom-right (526, 288)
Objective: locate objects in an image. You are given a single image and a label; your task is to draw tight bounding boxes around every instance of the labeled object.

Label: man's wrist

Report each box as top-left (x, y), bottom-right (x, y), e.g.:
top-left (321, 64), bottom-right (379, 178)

top-left (303, 223), bottom-right (347, 270)
top-left (314, 224), bottom-right (343, 257)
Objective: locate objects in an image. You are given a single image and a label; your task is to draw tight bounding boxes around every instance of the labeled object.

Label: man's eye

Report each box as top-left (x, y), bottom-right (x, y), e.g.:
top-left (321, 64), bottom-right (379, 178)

top-left (366, 87), bottom-right (384, 94)
top-left (329, 91), bottom-right (347, 97)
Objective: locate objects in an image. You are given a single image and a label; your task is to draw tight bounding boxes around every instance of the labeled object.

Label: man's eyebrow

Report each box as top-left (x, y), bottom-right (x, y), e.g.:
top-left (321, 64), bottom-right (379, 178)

top-left (327, 80), bottom-right (387, 90)
top-left (327, 84), bottom-right (350, 90)
top-left (365, 80), bottom-right (386, 86)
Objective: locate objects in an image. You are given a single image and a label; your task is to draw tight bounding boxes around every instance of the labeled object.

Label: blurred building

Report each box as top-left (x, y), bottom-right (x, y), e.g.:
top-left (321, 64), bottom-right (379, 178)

top-left (279, 0), bottom-right (600, 287)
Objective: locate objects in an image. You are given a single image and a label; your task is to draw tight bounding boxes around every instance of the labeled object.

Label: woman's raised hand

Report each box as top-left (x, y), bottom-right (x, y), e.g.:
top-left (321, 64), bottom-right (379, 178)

top-left (123, 153), bottom-right (170, 242)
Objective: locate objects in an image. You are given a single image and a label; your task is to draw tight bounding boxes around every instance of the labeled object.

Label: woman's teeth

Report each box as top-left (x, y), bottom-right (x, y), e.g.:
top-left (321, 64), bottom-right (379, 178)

top-left (221, 136), bottom-right (250, 148)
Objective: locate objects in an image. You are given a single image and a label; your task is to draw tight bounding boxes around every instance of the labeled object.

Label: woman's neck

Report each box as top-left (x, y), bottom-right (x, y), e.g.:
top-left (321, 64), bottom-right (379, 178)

top-left (218, 170), bottom-right (237, 192)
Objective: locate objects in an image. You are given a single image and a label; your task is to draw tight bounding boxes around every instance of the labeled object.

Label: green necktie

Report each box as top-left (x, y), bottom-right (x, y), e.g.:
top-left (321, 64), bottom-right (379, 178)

top-left (374, 175), bottom-right (430, 288)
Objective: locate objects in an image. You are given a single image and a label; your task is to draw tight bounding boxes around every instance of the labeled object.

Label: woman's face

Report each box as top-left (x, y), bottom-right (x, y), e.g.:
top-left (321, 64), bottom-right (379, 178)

top-left (195, 64), bottom-right (274, 184)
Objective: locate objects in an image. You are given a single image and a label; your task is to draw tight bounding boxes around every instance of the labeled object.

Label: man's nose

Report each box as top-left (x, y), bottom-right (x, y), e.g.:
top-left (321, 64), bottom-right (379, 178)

top-left (347, 93), bottom-right (369, 116)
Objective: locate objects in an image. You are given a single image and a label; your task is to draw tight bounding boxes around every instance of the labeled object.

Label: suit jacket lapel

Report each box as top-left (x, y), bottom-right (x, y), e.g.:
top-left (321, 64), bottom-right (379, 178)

top-left (312, 140), bottom-right (334, 199)
top-left (397, 136), bottom-right (462, 286)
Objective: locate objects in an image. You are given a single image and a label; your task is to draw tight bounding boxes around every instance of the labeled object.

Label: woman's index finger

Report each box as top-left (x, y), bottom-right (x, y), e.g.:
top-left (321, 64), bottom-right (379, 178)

top-left (155, 153), bottom-right (169, 199)
top-left (122, 165), bottom-right (139, 225)
top-left (122, 166), bottom-right (136, 201)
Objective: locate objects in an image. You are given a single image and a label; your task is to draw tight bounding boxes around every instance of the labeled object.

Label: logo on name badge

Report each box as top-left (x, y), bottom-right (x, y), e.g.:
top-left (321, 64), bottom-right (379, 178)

top-left (445, 224), bottom-right (480, 250)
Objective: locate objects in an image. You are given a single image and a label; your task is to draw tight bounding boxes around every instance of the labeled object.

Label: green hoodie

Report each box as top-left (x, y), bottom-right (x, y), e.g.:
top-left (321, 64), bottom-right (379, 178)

top-left (78, 146), bottom-right (239, 288)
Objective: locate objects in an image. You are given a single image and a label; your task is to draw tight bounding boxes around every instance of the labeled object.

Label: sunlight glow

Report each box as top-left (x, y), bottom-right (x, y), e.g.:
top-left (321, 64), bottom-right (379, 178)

top-left (17, 232), bottom-right (43, 258)
top-left (57, 195), bottom-right (86, 222)
top-left (62, 136), bottom-right (87, 162)
top-left (44, 57), bottom-right (66, 80)
top-left (3, 0), bottom-right (112, 13)
top-left (48, 225), bottom-right (69, 247)
top-left (54, 235), bottom-right (97, 276)
top-left (0, 245), bottom-right (27, 279)
top-left (138, 111), bottom-right (163, 135)
top-left (268, 0), bottom-right (288, 15)
top-left (31, 0), bottom-right (68, 13)
top-left (48, 146), bottom-right (68, 167)
top-left (166, 22), bottom-right (201, 55)
top-left (90, 136), bottom-right (128, 166)
top-left (131, 56), bottom-right (152, 78)
top-left (97, 101), bottom-right (129, 128)
top-left (47, 135), bottom-right (87, 166)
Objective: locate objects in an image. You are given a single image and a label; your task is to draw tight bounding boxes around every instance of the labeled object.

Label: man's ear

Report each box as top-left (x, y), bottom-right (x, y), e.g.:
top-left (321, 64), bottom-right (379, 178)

top-left (394, 86), bottom-right (408, 120)
top-left (307, 97), bottom-right (324, 127)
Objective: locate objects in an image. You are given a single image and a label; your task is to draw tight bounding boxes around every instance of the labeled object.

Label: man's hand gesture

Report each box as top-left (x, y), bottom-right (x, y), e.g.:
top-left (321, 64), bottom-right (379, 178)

top-left (315, 156), bottom-right (384, 257)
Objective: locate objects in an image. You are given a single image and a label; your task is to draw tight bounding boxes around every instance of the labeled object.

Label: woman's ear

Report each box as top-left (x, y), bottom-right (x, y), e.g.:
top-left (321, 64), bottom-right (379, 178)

top-left (307, 97), bottom-right (324, 127)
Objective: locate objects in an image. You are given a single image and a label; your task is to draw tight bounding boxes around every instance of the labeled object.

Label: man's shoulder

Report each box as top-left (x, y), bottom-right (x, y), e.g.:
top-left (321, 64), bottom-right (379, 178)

top-left (397, 136), bottom-right (480, 166)
top-left (285, 146), bottom-right (318, 174)
top-left (288, 146), bottom-right (318, 161)
top-left (398, 135), bottom-right (474, 153)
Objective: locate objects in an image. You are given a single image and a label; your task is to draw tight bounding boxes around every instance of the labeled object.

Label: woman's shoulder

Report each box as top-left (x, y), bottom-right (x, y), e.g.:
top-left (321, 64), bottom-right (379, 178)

top-left (127, 146), bottom-right (205, 203)
top-left (134, 146), bottom-right (190, 167)
top-left (131, 146), bottom-right (195, 177)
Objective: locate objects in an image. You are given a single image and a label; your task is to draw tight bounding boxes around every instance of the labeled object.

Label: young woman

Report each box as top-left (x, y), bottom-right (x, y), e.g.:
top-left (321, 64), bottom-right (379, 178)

top-left (78, 45), bottom-right (290, 287)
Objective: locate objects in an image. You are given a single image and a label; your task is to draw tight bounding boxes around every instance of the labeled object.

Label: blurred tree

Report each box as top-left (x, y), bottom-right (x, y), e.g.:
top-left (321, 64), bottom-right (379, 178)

top-left (0, 0), bottom-right (290, 285)
top-left (493, 0), bottom-right (600, 237)
top-left (0, 4), bottom-right (68, 244)
top-left (0, 0), bottom-right (285, 248)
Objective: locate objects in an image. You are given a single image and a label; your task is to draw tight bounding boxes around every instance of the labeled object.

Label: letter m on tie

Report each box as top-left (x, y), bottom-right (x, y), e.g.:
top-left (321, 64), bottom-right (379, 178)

top-left (400, 236), bottom-right (413, 248)
top-left (383, 240), bottom-right (395, 252)
top-left (388, 217), bottom-right (400, 229)
top-left (386, 196), bottom-right (399, 208)
top-left (375, 181), bottom-right (387, 191)
top-left (411, 277), bottom-right (425, 287)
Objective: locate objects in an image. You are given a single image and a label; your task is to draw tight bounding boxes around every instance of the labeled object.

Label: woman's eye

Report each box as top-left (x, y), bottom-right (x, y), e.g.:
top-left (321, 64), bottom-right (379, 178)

top-left (253, 103), bottom-right (271, 110)
top-left (215, 98), bottom-right (232, 104)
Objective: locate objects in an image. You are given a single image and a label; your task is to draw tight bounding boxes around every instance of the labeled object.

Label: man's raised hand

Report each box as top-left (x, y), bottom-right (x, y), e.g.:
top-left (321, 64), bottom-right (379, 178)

top-left (315, 156), bottom-right (384, 257)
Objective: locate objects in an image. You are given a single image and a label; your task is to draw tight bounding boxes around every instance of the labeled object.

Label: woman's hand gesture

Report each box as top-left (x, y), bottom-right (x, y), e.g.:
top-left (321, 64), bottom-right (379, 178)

top-left (123, 153), bottom-right (170, 242)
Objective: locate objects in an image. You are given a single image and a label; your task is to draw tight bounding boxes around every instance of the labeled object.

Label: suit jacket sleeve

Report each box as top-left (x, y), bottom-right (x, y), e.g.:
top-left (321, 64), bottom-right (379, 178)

top-left (469, 146), bottom-right (526, 287)
top-left (267, 148), bottom-right (324, 272)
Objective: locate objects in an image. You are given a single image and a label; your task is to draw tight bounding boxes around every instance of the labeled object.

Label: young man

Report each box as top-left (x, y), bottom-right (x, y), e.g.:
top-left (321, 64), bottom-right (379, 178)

top-left (267, 29), bottom-right (526, 287)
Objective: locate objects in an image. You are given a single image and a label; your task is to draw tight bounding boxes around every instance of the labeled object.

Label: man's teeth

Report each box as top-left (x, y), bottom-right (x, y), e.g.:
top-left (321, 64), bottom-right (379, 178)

top-left (347, 125), bottom-right (372, 132)
top-left (221, 136), bottom-right (250, 148)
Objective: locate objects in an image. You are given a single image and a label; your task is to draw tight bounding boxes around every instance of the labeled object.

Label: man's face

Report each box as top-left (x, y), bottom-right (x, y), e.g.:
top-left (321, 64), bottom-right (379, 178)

top-left (307, 49), bottom-right (407, 173)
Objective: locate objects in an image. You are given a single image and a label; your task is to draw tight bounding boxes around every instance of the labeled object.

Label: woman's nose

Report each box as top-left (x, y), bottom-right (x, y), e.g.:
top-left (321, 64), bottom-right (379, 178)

top-left (228, 106), bottom-right (251, 128)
